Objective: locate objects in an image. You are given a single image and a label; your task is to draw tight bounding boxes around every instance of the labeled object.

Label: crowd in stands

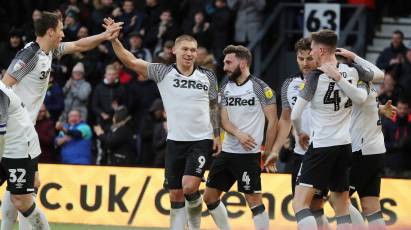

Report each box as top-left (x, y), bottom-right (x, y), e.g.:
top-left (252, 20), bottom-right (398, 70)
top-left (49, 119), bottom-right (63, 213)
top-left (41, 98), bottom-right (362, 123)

top-left (0, 0), bottom-right (410, 178)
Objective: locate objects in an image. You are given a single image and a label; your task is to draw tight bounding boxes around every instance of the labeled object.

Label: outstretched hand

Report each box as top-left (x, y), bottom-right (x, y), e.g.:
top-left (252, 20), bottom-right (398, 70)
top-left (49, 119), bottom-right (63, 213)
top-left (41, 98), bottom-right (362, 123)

top-left (380, 100), bottom-right (397, 119)
top-left (102, 17), bottom-right (123, 41)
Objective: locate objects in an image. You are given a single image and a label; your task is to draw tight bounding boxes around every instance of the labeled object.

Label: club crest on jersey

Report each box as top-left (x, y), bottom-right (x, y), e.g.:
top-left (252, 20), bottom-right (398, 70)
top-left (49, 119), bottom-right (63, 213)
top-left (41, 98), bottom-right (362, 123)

top-left (13, 60), bottom-right (25, 72)
top-left (264, 87), bottom-right (273, 99)
top-left (299, 82), bottom-right (305, 90)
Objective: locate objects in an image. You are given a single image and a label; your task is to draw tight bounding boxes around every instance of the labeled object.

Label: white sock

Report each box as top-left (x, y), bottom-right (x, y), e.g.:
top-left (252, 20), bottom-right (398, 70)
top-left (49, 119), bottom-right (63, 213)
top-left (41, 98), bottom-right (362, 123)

top-left (185, 192), bottom-right (203, 230)
top-left (1, 191), bottom-right (17, 230)
top-left (366, 211), bottom-right (386, 230)
top-left (18, 193), bottom-right (37, 230)
top-left (170, 202), bottom-right (188, 230)
top-left (251, 205), bottom-right (269, 230)
top-left (296, 209), bottom-right (318, 230)
top-left (349, 203), bottom-right (366, 229)
top-left (312, 209), bottom-right (332, 230)
top-left (21, 203), bottom-right (50, 230)
top-left (336, 214), bottom-right (352, 230)
top-left (207, 200), bottom-right (230, 230)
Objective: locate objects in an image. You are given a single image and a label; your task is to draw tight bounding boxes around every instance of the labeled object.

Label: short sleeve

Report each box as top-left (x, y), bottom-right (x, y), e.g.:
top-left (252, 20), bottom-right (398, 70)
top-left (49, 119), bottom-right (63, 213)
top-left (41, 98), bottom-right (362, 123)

top-left (281, 78), bottom-right (293, 109)
top-left (147, 63), bottom-right (173, 83)
top-left (200, 68), bottom-right (218, 101)
top-left (251, 77), bottom-right (276, 107)
top-left (0, 90), bottom-right (10, 135)
top-left (299, 70), bottom-right (321, 101)
top-left (52, 43), bottom-right (66, 59)
top-left (350, 62), bottom-right (374, 83)
top-left (6, 43), bottom-right (40, 82)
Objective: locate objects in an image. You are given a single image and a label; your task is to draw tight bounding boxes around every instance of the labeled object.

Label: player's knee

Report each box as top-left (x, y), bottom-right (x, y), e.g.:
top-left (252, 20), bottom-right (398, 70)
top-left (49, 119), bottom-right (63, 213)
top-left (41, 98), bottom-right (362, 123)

top-left (203, 192), bottom-right (217, 205)
top-left (245, 194), bottom-right (262, 208)
top-left (182, 184), bottom-right (198, 195)
top-left (10, 195), bottom-right (32, 212)
top-left (360, 200), bottom-right (379, 215)
top-left (169, 190), bottom-right (185, 202)
top-left (34, 177), bottom-right (41, 189)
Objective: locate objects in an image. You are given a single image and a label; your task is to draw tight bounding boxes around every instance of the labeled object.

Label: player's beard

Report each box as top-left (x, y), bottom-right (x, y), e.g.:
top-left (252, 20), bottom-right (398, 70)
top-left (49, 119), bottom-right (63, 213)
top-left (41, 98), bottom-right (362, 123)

top-left (228, 65), bottom-right (242, 82)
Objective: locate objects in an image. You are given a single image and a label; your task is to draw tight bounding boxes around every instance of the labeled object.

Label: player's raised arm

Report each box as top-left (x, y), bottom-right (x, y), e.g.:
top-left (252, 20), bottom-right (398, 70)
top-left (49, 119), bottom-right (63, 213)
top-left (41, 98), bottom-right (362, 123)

top-left (59, 22), bottom-right (123, 56)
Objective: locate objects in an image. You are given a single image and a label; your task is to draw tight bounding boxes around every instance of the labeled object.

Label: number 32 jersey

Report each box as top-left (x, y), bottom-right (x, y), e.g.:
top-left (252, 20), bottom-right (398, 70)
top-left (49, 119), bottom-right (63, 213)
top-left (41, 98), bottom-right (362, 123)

top-left (299, 64), bottom-right (358, 148)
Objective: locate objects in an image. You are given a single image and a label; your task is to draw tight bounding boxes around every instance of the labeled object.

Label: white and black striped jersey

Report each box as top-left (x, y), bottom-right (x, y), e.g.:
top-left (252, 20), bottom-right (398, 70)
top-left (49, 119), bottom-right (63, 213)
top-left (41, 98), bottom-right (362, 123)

top-left (219, 76), bottom-right (276, 154)
top-left (0, 81), bottom-right (41, 159)
top-left (281, 74), bottom-right (311, 155)
top-left (147, 63), bottom-right (218, 141)
top-left (350, 81), bottom-right (386, 155)
top-left (299, 64), bottom-right (360, 148)
top-left (6, 42), bottom-right (65, 123)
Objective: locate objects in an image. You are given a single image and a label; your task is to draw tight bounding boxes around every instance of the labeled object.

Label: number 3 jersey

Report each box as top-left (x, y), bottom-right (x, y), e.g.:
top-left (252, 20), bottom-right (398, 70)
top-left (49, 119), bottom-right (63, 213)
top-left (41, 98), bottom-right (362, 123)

top-left (6, 42), bottom-right (65, 123)
top-left (281, 74), bottom-right (311, 155)
top-left (219, 76), bottom-right (276, 154)
top-left (0, 81), bottom-right (41, 159)
top-left (299, 64), bottom-right (358, 148)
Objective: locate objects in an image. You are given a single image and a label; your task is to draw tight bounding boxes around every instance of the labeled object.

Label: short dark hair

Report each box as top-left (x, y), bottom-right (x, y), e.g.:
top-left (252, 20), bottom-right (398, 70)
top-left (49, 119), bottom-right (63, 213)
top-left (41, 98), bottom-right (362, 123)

top-left (294, 37), bottom-right (311, 52)
top-left (175, 34), bottom-right (197, 46)
top-left (34, 11), bottom-right (62, 37)
top-left (393, 30), bottom-right (404, 39)
top-left (310, 29), bottom-right (337, 49)
top-left (223, 45), bottom-right (252, 66)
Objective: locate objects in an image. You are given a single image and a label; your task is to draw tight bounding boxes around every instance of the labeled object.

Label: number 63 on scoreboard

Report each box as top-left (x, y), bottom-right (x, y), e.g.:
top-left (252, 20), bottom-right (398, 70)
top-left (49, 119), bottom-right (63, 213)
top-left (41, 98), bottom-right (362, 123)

top-left (303, 3), bottom-right (340, 37)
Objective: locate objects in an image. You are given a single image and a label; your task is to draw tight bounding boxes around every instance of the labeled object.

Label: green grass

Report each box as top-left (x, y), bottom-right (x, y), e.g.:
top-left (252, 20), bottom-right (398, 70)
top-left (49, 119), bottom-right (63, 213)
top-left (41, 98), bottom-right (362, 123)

top-left (8, 223), bottom-right (167, 230)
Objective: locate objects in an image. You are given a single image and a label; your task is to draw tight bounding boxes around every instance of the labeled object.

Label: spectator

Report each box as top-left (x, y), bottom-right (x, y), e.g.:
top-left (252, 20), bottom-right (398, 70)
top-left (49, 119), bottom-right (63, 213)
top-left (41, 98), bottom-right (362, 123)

top-left (91, 0), bottom-right (116, 35)
top-left (189, 11), bottom-right (211, 48)
top-left (376, 30), bottom-right (408, 70)
top-left (153, 40), bottom-right (175, 64)
top-left (180, 0), bottom-right (206, 33)
top-left (195, 47), bottom-right (216, 71)
top-left (395, 48), bottom-right (411, 103)
top-left (378, 72), bottom-right (399, 105)
top-left (383, 99), bottom-right (411, 177)
top-left (92, 64), bottom-right (128, 131)
top-left (139, 99), bottom-right (164, 165)
top-left (63, 10), bottom-right (81, 42)
top-left (209, 0), bottom-right (233, 65)
top-left (144, 9), bottom-right (181, 53)
top-left (94, 106), bottom-right (137, 166)
top-left (0, 29), bottom-right (24, 74)
top-left (112, 59), bottom-right (133, 84)
top-left (22, 9), bottom-right (42, 43)
top-left (227, 0), bottom-right (265, 45)
top-left (55, 109), bottom-right (93, 164)
top-left (61, 62), bottom-right (92, 121)
top-left (35, 104), bottom-right (57, 163)
top-left (143, 0), bottom-right (163, 33)
top-left (44, 74), bottom-right (65, 122)
top-left (116, 0), bottom-right (145, 37)
top-left (129, 32), bottom-right (153, 62)
top-left (152, 107), bottom-right (167, 167)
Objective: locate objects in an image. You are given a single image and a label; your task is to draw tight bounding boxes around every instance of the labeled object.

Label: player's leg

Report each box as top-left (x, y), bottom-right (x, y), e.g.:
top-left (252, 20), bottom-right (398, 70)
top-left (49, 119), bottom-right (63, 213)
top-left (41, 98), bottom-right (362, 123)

top-left (204, 153), bottom-right (234, 230)
top-left (236, 153), bottom-right (268, 230)
top-left (183, 139), bottom-right (213, 230)
top-left (1, 190), bottom-right (17, 230)
top-left (19, 159), bottom-right (40, 230)
top-left (293, 145), bottom-right (334, 230)
top-left (329, 144), bottom-right (355, 230)
top-left (358, 154), bottom-right (386, 230)
top-left (164, 140), bottom-right (188, 230)
top-left (2, 157), bottom-right (50, 230)
top-left (311, 196), bottom-right (331, 230)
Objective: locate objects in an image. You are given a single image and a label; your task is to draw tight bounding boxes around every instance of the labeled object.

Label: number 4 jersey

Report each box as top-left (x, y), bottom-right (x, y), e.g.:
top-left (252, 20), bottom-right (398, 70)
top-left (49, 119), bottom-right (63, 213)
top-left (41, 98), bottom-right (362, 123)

top-left (299, 64), bottom-right (358, 148)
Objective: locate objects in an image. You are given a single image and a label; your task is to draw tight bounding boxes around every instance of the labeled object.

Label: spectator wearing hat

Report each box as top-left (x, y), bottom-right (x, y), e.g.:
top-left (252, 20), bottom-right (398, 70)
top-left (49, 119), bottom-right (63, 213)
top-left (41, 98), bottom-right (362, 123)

top-left (0, 29), bottom-right (24, 74)
top-left (129, 32), bottom-right (152, 62)
top-left (153, 40), bottom-right (175, 64)
top-left (94, 106), bottom-right (137, 166)
top-left (64, 10), bottom-right (82, 41)
top-left (61, 62), bottom-right (92, 122)
top-left (55, 109), bottom-right (93, 165)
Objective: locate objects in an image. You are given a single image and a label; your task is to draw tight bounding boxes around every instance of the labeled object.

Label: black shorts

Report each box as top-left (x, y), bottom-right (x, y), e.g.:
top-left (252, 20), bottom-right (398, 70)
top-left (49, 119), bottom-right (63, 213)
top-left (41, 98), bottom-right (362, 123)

top-left (164, 139), bottom-right (213, 189)
top-left (206, 152), bottom-right (261, 194)
top-left (298, 144), bottom-right (352, 192)
top-left (349, 151), bottom-right (385, 198)
top-left (292, 153), bottom-right (329, 199)
top-left (1, 157), bottom-right (36, 194)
